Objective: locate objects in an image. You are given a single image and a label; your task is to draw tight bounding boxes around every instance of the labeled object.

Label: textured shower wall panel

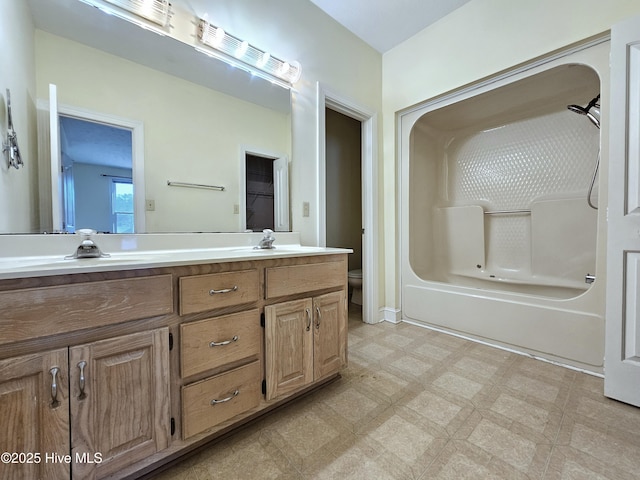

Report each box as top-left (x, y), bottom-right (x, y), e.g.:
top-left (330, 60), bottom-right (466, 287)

top-left (435, 206), bottom-right (485, 275)
top-left (446, 109), bottom-right (599, 276)
top-left (485, 215), bottom-right (530, 273)
top-left (531, 198), bottom-right (597, 282)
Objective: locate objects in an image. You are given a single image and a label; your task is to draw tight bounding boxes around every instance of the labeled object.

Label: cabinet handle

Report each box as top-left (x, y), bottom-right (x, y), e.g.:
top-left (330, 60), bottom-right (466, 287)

top-left (49, 367), bottom-right (61, 408)
top-left (210, 335), bottom-right (239, 347)
top-left (209, 285), bottom-right (238, 295)
top-left (315, 305), bottom-right (321, 329)
top-left (210, 389), bottom-right (239, 405)
top-left (305, 308), bottom-right (312, 331)
top-left (77, 361), bottom-right (87, 400)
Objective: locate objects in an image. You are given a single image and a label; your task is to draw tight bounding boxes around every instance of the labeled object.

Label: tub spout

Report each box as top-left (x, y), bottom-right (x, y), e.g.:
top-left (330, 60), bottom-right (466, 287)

top-left (585, 273), bottom-right (595, 284)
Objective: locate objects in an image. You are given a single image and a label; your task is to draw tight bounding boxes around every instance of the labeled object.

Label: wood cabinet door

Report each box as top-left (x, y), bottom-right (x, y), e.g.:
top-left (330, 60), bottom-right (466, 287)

top-left (0, 349), bottom-right (70, 480)
top-left (69, 328), bottom-right (170, 479)
top-left (264, 298), bottom-right (313, 401)
top-left (313, 291), bottom-right (347, 381)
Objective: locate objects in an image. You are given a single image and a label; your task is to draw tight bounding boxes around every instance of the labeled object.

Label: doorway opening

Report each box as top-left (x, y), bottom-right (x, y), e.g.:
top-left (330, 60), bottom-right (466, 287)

top-left (59, 115), bottom-right (133, 233)
top-left (325, 108), bottom-right (363, 307)
top-left (240, 148), bottom-right (289, 232)
top-left (245, 153), bottom-right (275, 231)
top-left (317, 83), bottom-right (379, 324)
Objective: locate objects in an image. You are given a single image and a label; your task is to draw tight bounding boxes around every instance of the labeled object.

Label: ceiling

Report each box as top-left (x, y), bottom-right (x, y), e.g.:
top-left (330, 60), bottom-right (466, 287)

top-left (309, 0), bottom-right (473, 53)
top-left (59, 116), bottom-right (132, 170)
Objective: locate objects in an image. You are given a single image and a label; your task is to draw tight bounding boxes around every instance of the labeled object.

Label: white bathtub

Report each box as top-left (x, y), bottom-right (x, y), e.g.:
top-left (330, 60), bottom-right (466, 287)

top-left (398, 40), bottom-right (610, 373)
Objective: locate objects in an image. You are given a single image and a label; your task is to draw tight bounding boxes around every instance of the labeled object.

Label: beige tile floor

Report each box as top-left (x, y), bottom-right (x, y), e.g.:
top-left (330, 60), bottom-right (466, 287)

top-left (153, 307), bottom-right (640, 479)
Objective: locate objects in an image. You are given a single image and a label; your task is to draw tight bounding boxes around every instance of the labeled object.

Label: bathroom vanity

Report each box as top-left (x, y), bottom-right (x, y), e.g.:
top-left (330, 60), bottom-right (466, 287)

top-left (0, 234), bottom-right (349, 479)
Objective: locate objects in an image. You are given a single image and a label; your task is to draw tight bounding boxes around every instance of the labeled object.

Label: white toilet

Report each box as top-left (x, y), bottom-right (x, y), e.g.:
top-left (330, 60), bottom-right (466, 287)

top-left (348, 269), bottom-right (362, 305)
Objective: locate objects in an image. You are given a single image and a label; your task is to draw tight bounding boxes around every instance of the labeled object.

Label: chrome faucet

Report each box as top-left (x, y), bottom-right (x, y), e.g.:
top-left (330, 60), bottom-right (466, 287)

top-left (255, 229), bottom-right (276, 249)
top-left (65, 229), bottom-right (110, 259)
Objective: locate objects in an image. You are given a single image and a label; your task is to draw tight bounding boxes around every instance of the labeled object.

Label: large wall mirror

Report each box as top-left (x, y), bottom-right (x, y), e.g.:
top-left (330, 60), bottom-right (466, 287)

top-left (17, 0), bottom-right (292, 234)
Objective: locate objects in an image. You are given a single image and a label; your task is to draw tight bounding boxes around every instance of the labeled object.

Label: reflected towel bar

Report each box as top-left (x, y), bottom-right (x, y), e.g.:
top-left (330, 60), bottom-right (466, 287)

top-left (484, 209), bottom-right (531, 215)
top-left (167, 181), bottom-right (225, 191)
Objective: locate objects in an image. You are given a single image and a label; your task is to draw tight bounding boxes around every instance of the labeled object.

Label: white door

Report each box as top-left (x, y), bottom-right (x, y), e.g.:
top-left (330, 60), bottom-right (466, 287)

top-left (273, 156), bottom-right (290, 232)
top-left (62, 162), bottom-right (75, 232)
top-left (605, 13), bottom-right (640, 407)
top-left (49, 84), bottom-right (63, 232)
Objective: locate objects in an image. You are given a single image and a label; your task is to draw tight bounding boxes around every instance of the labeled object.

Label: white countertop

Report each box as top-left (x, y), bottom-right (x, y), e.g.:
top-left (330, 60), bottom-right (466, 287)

top-left (0, 233), bottom-right (351, 280)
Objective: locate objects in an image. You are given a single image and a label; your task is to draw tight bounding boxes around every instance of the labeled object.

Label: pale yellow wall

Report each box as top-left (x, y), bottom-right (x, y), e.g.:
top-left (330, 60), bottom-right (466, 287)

top-left (382, 0), bottom-right (640, 312)
top-left (0, 1), bottom-right (38, 233)
top-left (35, 31), bottom-right (290, 233)
top-left (181, 1), bottom-right (383, 296)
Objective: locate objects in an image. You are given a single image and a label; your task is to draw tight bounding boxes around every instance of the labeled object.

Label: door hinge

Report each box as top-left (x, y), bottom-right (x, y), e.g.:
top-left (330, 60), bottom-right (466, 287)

top-left (260, 312), bottom-right (265, 328)
top-left (169, 332), bottom-right (174, 351)
top-left (261, 379), bottom-right (266, 395)
top-left (170, 417), bottom-right (175, 436)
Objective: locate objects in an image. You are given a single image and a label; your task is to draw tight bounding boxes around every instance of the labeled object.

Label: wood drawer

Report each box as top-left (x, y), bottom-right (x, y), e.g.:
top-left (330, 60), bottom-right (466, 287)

top-left (181, 360), bottom-right (262, 439)
top-left (0, 275), bottom-right (173, 345)
top-left (179, 269), bottom-right (260, 315)
top-left (265, 260), bottom-right (346, 299)
top-left (180, 310), bottom-right (261, 378)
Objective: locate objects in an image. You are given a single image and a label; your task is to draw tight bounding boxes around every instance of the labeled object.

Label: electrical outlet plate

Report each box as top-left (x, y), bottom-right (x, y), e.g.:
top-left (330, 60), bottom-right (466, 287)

top-left (303, 202), bottom-right (310, 217)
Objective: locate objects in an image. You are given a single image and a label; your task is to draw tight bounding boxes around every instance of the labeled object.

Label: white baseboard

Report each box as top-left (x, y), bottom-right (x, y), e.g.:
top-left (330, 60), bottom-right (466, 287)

top-left (379, 307), bottom-right (401, 323)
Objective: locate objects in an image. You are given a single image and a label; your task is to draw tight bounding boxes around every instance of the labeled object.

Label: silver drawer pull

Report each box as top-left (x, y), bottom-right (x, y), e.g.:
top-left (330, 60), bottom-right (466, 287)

top-left (210, 335), bottom-right (239, 347)
top-left (50, 367), bottom-right (60, 408)
top-left (210, 389), bottom-right (239, 405)
top-left (209, 285), bottom-right (238, 295)
top-left (77, 361), bottom-right (87, 400)
top-left (305, 308), bottom-right (311, 331)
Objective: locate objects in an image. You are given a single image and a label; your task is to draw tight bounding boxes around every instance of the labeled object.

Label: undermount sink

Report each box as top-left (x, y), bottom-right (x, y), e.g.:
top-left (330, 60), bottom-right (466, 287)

top-left (231, 246), bottom-right (312, 253)
top-left (62, 256), bottom-right (148, 264)
top-left (0, 254), bottom-right (150, 271)
top-left (0, 243), bottom-right (342, 278)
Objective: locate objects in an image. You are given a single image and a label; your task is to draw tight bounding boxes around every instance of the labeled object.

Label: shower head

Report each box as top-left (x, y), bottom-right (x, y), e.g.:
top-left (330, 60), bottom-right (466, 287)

top-left (567, 94), bottom-right (600, 129)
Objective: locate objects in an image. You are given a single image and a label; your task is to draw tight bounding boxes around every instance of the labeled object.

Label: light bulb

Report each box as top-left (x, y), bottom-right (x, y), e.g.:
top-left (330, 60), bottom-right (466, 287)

top-left (213, 27), bottom-right (225, 47)
top-left (257, 52), bottom-right (270, 68)
top-left (235, 40), bottom-right (249, 58)
top-left (279, 62), bottom-right (290, 76)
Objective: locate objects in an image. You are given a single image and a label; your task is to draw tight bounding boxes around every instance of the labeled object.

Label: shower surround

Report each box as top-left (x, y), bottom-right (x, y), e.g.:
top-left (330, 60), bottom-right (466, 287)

top-left (399, 42), bottom-right (609, 372)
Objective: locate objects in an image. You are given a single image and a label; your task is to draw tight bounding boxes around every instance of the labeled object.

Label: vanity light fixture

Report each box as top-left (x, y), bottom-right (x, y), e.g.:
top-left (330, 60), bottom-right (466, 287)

top-left (2, 89), bottom-right (23, 170)
top-left (197, 19), bottom-right (301, 88)
top-left (79, 0), bottom-right (173, 30)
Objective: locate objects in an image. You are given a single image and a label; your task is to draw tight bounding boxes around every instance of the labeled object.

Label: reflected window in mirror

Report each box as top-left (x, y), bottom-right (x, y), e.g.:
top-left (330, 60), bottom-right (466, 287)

top-left (111, 179), bottom-right (134, 233)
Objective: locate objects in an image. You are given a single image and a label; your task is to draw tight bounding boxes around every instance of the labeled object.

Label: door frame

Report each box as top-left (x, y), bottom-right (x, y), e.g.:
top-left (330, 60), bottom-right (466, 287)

top-left (38, 96), bottom-right (145, 233)
top-left (317, 82), bottom-right (379, 324)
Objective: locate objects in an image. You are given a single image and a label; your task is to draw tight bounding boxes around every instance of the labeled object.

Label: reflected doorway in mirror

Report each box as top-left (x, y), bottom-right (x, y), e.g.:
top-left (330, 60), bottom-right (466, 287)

top-left (58, 115), bottom-right (134, 233)
top-left (36, 86), bottom-right (145, 233)
top-left (240, 148), bottom-right (289, 233)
